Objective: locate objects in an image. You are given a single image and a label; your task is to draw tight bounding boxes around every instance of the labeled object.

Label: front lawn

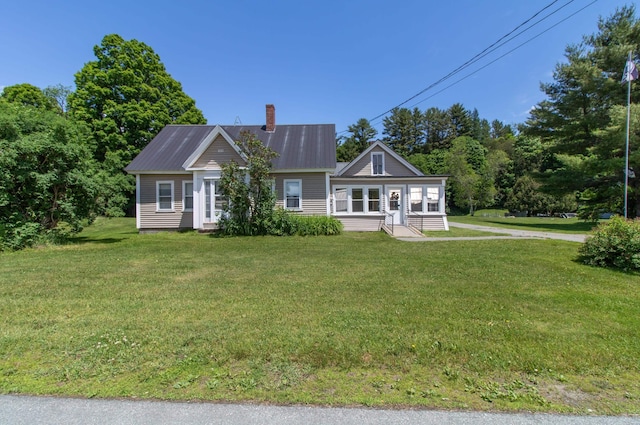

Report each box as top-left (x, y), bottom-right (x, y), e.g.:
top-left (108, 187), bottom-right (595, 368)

top-left (1, 218), bottom-right (639, 414)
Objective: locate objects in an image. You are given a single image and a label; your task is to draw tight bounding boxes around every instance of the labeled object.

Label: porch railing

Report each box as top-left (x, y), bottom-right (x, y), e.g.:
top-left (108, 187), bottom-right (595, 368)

top-left (407, 211), bottom-right (424, 232)
top-left (384, 212), bottom-right (394, 235)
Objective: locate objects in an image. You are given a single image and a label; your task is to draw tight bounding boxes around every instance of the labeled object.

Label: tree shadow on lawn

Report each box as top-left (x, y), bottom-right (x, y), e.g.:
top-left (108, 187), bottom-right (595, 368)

top-left (67, 236), bottom-right (128, 245)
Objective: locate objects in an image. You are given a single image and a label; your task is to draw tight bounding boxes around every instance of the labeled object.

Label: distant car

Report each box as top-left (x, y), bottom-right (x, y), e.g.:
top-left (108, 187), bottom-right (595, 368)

top-left (559, 213), bottom-right (577, 218)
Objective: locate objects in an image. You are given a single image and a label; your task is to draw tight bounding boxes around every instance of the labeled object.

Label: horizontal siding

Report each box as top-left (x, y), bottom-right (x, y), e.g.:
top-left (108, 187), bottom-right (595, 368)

top-left (139, 175), bottom-right (192, 229)
top-left (336, 216), bottom-right (385, 231)
top-left (408, 215), bottom-right (447, 231)
top-left (273, 172), bottom-right (328, 215)
top-left (193, 134), bottom-right (245, 169)
top-left (346, 146), bottom-right (417, 177)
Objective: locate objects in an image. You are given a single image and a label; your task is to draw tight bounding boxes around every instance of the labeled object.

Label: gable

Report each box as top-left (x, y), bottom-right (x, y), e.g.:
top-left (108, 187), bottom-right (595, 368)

top-left (191, 133), bottom-right (246, 169)
top-left (338, 143), bottom-right (423, 177)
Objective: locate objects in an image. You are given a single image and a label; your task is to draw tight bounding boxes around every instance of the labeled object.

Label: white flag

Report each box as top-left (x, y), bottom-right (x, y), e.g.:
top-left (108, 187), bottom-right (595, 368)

top-left (622, 59), bottom-right (638, 83)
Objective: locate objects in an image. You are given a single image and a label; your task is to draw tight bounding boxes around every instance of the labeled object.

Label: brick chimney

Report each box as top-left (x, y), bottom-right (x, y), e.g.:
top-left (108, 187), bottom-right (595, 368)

top-left (265, 104), bottom-right (276, 133)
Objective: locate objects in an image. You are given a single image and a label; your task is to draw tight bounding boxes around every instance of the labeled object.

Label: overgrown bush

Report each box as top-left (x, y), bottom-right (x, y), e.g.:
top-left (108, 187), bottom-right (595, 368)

top-left (579, 216), bottom-right (640, 271)
top-left (290, 215), bottom-right (343, 236)
top-left (264, 209), bottom-right (342, 236)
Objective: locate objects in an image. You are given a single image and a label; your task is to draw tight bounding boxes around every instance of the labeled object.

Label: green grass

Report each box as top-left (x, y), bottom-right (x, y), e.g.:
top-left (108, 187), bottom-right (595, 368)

top-left (1, 218), bottom-right (639, 414)
top-left (448, 215), bottom-right (597, 234)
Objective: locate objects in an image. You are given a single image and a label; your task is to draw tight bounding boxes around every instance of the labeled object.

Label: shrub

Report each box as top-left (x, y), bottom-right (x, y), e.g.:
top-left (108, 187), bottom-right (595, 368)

top-left (264, 209), bottom-right (342, 236)
top-left (579, 216), bottom-right (640, 271)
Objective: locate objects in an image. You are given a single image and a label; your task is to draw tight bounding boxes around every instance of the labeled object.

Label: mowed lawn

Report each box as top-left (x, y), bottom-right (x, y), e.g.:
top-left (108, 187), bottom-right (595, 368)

top-left (1, 218), bottom-right (639, 414)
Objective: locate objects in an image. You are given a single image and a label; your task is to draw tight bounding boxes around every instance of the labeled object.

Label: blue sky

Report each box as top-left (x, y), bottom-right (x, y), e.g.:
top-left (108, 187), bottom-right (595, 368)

top-left (0, 1), bottom-right (633, 135)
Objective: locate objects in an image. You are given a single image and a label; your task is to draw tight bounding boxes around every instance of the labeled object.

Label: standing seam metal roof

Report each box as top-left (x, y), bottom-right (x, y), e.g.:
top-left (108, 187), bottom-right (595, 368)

top-left (125, 124), bottom-right (336, 172)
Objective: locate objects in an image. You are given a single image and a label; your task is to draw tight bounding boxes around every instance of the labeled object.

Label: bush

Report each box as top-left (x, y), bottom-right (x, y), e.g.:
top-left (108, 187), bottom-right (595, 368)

top-left (263, 209), bottom-right (342, 236)
top-left (579, 216), bottom-right (640, 271)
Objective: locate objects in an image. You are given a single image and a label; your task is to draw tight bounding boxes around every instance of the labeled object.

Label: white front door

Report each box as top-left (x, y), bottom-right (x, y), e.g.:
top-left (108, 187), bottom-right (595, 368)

top-left (386, 187), bottom-right (404, 224)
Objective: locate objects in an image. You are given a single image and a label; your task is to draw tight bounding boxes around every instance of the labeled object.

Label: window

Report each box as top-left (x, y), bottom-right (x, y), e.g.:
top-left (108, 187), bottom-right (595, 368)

top-left (284, 179), bottom-right (302, 210)
top-left (352, 188), bottom-right (364, 212)
top-left (335, 187), bottom-right (348, 212)
top-left (410, 187), bottom-right (423, 212)
top-left (333, 185), bottom-right (382, 214)
top-left (204, 179), bottom-right (225, 221)
top-left (427, 187), bottom-right (439, 212)
top-left (183, 181), bottom-right (193, 211)
top-left (368, 188), bottom-right (380, 212)
top-left (371, 152), bottom-right (384, 175)
top-left (156, 181), bottom-right (174, 212)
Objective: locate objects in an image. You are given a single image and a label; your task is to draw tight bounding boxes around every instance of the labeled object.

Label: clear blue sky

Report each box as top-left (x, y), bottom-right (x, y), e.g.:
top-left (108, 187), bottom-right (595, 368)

top-left (0, 0), bottom-right (633, 135)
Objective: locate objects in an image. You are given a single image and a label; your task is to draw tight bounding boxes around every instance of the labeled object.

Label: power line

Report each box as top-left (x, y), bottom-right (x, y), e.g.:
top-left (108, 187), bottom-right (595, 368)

top-left (367, 0), bottom-right (573, 123)
top-left (403, 0), bottom-right (599, 112)
top-left (338, 0), bottom-right (595, 135)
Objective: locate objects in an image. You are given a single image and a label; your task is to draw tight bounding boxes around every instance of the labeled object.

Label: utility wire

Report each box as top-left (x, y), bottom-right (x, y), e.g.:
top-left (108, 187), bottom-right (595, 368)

top-left (402, 0), bottom-right (598, 113)
top-left (338, 0), bottom-right (594, 135)
top-left (367, 0), bottom-right (572, 123)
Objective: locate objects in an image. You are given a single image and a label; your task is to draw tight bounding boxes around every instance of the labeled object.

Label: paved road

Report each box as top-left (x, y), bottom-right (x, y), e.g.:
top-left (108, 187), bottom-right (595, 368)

top-left (1, 395), bottom-right (638, 425)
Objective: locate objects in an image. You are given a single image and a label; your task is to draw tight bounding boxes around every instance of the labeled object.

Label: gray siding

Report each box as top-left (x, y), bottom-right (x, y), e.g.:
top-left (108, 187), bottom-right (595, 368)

top-left (408, 215), bottom-right (447, 231)
top-left (193, 134), bottom-right (245, 169)
top-left (344, 146), bottom-right (418, 177)
top-left (337, 216), bottom-right (385, 231)
top-left (139, 174), bottom-right (193, 229)
top-left (273, 172), bottom-right (328, 215)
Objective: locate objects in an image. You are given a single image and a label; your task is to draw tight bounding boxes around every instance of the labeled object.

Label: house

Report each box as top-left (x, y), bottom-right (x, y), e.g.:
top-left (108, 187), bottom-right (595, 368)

top-left (125, 105), bottom-right (449, 233)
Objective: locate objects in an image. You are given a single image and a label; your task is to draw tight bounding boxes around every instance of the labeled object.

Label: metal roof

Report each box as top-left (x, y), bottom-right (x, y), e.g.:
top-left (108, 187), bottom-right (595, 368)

top-left (125, 124), bottom-right (336, 173)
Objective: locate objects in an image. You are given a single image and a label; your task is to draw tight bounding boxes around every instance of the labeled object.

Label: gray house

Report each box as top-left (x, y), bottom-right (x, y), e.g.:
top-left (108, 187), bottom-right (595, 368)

top-left (125, 105), bottom-right (449, 232)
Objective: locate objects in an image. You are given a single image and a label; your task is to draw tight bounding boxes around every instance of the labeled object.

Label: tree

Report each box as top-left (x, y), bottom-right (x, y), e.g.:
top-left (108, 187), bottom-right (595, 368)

top-left (219, 131), bottom-right (278, 235)
top-left (68, 34), bottom-right (207, 214)
top-left (69, 34), bottom-right (206, 163)
top-left (337, 118), bottom-right (377, 162)
top-left (445, 137), bottom-right (495, 214)
top-left (1, 83), bottom-right (56, 111)
top-left (522, 6), bottom-right (640, 217)
top-left (382, 107), bottom-right (425, 157)
top-left (0, 102), bottom-right (99, 249)
top-left (43, 84), bottom-right (73, 114)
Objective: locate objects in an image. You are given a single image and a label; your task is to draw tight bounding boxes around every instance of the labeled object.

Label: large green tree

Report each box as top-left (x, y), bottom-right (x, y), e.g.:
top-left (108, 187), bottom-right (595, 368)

top-left (0, 101), bottom-right (99, 249)
top-left (68, 34), bottom-right (207, 214)
top-left (523, 6), bottom-right (640, 217)
top-left (69, 34), bottom-right (206, 163)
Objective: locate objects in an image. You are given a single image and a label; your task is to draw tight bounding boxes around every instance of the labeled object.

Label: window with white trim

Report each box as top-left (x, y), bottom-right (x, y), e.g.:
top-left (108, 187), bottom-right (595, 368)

top-left (284, 179), bottom-right (302, 210)
top-left (333, 185), bottom-right (383, 214)
top-left (371, 152), bottom-right (384, 175)
top-left (156, 181), bottom-right (174, 212)
top-left (183, 181), bottom-right (193, 211)
top-left (427, 187), bottom-right (440, 212)
top-left (335, 187), bottom-right (348, 212)
top-left (368, 188), bottom-right (380, 212)
top-left (410, 187), bottom-right (423, 212)
top-left (408, 185), bottom-right (441, 213)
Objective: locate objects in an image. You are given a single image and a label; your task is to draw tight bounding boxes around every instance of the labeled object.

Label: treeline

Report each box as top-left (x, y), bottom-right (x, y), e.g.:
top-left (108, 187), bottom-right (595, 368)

top-left (0, 34), bottom-right (205, 249)
top-left (338, 6), bottom-right (640, 219)
top-left (338, 105), bottom-right (574, 216)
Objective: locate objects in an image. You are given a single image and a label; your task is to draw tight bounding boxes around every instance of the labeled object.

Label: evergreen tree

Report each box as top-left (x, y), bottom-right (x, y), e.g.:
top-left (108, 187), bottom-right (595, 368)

top-left (522, 6), bottom-right (640, 217)
top-left (382, 107), bottom-right (425, 157)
